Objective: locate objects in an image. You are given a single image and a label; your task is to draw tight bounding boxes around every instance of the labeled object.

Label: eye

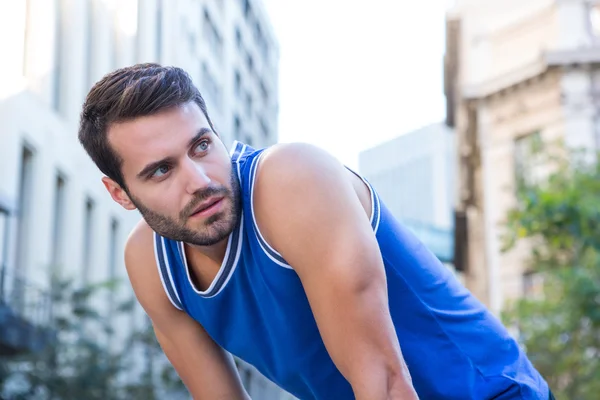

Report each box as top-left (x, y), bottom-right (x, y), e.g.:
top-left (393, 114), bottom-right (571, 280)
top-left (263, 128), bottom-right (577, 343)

top-left (152, 164), bottom-right (170, 178)
top-left (194, 139), bottom-right (210, 154)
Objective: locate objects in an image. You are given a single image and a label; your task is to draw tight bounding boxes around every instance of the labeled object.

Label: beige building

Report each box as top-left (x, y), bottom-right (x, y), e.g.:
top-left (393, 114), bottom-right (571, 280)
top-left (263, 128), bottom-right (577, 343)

top-left (0, 0), bottom-right (291, 398)
top-left (445, 0), bottom-right (600, 314)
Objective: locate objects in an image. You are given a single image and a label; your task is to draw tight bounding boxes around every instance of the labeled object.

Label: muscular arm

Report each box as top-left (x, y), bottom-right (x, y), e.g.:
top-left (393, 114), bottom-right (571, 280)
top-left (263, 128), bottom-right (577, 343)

top-left (124, 222), bottom-right (249, 400)
top-left (254, 144), bottom-right (418, 400)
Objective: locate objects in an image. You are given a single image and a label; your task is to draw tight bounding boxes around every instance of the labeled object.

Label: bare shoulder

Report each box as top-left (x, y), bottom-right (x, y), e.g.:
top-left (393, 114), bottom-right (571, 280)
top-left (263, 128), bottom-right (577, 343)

top-left (255, 143), bottom-right (371, 218)
top-left (258, 142), bottom-right (338, 183)
top-left (124, 218), bottom-right (155, 278)
top-left (254, 143), bottom-right (372, 248)
top-left (123, 218), bottom-right (172, 315)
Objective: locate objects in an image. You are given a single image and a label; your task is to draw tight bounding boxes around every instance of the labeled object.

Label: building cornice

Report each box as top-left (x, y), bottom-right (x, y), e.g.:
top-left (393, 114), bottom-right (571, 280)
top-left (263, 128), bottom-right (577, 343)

top-left (462, 56), bottom-right (549, 101)
top-left (463, 46), bottom-right (600, 101)
top-left (544, 47), bottom-right (600, 66)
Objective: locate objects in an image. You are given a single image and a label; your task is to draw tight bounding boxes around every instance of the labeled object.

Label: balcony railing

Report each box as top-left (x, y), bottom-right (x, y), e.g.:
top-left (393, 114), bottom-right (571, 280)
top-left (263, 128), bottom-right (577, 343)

top-left (0, 264), bottom-right (55, 356)
top-left (0, 195), bottom-right (54, 356)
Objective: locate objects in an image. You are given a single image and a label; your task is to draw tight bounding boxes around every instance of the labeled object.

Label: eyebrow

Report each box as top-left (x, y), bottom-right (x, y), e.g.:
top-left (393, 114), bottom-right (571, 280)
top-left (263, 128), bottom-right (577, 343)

top-left (136, 127), bottom-right (212, 179)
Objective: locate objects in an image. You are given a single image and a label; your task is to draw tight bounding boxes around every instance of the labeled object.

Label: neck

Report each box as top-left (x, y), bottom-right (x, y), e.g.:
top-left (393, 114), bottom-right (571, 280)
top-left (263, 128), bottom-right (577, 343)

top-left (187, 236), bottom-right (229, 265)
top-left (182, 236), bottom-right (231, 292)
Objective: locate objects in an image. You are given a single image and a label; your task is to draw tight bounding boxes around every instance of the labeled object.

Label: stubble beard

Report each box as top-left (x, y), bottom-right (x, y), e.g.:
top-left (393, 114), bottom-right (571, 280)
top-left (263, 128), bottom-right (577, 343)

top-left (131, 171), bottom-right (241, 246)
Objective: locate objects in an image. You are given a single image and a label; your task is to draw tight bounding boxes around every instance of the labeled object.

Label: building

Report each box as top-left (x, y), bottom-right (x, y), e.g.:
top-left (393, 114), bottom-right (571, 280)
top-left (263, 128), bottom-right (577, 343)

top-left (0, 0), bottom-right (289, 398)
top-left (358, 123), bottom-right (455, 266)
top-left (445, 0), bottom-right (600, 314)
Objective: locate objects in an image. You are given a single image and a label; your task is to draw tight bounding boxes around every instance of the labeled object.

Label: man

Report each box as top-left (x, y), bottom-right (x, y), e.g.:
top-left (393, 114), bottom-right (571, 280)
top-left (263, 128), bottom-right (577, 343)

top-left (79, 63), bottom-right (551, 399)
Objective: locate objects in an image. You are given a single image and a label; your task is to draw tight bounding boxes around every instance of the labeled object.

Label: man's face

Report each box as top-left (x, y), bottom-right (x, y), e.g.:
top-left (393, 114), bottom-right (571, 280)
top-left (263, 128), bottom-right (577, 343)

top-left (106, 102), bottom-right (240, 246)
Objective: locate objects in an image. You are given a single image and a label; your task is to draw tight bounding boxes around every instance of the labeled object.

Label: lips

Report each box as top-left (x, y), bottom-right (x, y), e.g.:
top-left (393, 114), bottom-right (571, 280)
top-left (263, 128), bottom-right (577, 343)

top-left (190, 197), bottom-right (223, 217)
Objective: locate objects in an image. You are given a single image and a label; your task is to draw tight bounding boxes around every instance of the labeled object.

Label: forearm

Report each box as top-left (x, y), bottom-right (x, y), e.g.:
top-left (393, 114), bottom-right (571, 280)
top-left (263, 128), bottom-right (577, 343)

top-left (325, 279), bottom-right (419, 399)
top-left (302, 262), bottom-right (419, 399)
top-left (349, 359), bottom-right (418, 400)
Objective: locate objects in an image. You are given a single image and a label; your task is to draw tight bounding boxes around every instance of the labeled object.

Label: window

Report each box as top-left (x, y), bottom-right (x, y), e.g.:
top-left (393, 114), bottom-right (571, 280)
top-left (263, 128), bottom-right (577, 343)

top-left (259, 39), bottom-right (269, 62)
top-left (108, 218), bottom-right (119, 282)
top-left (235, 26), bottom-right (242, 50)
top-left (203, 8), bottom-right (222, 61)
top-left (16, 146), bottom-right (34, 277)
top-left (81, 197), bottom-right (95, 283)
top-left (107, 218), bottom-right (120, 316)
top-left (254, 22), bottom-right (262, 43)
top-left (234, 70), bottom-right (242, 97)
top-left (245, 92), bottom-right (253, 116)
top-left (188, 29), bottom-right (197, 54)
top-left (202, 63), bottom-right (221, 109)
top-left (259, 117), bottom-right (269, 140)
top-left (50, 172), bottom-right (67, 271)
top-left (523, 271), bottom-right (544, 299)
top-left (514, 131), bottom-right (544, 189)
top-left (243, 0), bottom-right (252, 20)
top-left (234, 114), bottom-right (241, 140)
top-left (0, 204), bottom-right (10, 305)
top-left (0, 200), bottom-right (10, 269)
top-left (253, 17), bottom-right (269, 61)
top-left (246, 52), bottom-right (254, 74)
top-left (13, 146), bottom-right (34, 313)
top-left (259, 79), bottom-right (269, 103)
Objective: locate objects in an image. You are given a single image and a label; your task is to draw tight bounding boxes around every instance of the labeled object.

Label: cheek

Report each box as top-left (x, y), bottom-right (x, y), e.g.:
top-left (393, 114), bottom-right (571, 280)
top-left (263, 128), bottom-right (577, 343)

top-left (139, 185), bottom-right (183, 217)
top-left (206, 153), bottom-right (234, 185)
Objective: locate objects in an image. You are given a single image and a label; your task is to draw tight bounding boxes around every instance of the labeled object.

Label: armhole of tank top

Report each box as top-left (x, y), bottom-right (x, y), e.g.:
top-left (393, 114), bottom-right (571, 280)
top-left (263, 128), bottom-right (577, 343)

top-left (153, 232), bottom-right (184, 311)
top-left (249, 152), bottom-right (294, 269)
top-left (345, 167), bottom-right (381, 234)
top-left (248, 153), bottom-right (382, 270)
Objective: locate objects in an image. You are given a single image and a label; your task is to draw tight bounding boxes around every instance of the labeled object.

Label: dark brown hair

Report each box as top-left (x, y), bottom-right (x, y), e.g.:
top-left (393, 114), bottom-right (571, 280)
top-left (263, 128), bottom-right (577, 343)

top-left (78, 63), bottom-right (214, 190)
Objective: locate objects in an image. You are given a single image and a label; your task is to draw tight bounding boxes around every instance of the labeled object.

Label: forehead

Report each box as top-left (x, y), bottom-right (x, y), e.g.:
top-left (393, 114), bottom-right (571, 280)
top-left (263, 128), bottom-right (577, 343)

top-left (108, 102), bottom-right (210, 170)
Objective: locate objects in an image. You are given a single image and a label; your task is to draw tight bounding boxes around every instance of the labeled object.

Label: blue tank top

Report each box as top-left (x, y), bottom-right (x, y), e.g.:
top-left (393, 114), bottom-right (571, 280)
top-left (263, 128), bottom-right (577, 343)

top-left (153, 142), bottom-right (548, 399)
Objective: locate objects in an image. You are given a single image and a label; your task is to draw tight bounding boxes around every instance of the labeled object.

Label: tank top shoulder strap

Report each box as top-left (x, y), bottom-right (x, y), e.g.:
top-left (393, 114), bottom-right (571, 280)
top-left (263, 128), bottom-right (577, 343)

top-left (244, 153), bottom-right (382, 270)
top-left (154, 233), bottom-right (184, 310)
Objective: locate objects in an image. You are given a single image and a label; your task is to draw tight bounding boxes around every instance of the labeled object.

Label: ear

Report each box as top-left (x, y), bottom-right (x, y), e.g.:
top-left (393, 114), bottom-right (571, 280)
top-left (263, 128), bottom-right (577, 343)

top-left (102, 177), bottom-right (137, 211)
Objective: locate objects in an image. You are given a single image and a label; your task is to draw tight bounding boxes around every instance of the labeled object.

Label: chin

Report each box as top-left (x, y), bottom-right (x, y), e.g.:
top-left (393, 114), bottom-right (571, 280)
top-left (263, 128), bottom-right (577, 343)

top-left (191, 212), bottom-right (235, 235)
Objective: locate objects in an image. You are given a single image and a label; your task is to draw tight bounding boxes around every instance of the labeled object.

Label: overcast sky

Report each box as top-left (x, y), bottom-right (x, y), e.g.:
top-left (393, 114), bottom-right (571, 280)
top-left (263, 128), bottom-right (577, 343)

top-left (261, 0), bottom-right (450, 169)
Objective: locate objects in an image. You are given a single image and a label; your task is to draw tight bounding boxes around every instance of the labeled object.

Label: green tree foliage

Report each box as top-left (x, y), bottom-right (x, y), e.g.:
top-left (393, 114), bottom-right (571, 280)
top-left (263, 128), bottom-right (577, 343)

top-left (502, 148), bottom-right (600, 399)
top-left (0, 276), bottom-right (186, 399)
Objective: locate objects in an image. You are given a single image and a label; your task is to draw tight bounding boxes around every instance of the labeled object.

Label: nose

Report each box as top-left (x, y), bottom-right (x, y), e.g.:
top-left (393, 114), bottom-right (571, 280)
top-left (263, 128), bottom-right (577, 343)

top-left (181, 157), bottom-right (211, 194)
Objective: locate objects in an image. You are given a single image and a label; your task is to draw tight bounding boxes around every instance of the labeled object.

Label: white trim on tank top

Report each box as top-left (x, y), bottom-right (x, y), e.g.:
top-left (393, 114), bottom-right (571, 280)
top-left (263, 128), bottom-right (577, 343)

top-left (248, 150), bottom-right (381, 270)
top-left (176, 142), bottom-right (247, 298)
top-left (153, 233), bottom-right (183, 310)
top-left (153, 141), bottom-right (247, 305)
top-left (178, 212), bottom-right (244, 298)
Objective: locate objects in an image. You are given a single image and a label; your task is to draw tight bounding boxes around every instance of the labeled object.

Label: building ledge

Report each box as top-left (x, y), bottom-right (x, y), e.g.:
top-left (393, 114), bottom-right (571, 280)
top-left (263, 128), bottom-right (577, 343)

top-left (463, 57), bottom-right (549, 100)
top-left (545, 46), bottom-right (600, 66)
top-left (463, 46), bottom-right (600, 100)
